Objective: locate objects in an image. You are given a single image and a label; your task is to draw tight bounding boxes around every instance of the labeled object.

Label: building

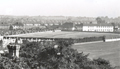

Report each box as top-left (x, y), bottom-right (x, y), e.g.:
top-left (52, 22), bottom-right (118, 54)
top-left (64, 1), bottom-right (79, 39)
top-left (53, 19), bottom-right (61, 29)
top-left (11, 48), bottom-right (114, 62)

top-left (75, 24), bottom-right (83, 31)
top-left (113, 23), bottom-right (120, 32)
top-left (59, 22), bottom-right (115, 33)
top-left (12, 22), bottom-right (24, 29)
top-left (23, 23), bottom-right (47, 29)
top-left (0, 23), bottom-right (9, 29)
top-left (82, 24), bottom-right (114, 32)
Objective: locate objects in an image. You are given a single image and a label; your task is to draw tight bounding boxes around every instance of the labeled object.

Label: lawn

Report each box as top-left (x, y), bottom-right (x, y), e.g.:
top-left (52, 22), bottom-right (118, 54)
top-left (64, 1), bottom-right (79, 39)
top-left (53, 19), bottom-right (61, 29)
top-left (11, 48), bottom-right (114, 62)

top-left (72, 41), bottom-right (120, 66)
top-left (6, 31), bottom-right (120, 39)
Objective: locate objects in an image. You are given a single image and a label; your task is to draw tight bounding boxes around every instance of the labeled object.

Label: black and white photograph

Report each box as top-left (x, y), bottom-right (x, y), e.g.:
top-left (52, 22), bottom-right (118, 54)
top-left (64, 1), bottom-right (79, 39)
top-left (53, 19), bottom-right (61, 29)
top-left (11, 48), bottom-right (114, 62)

top-left (0, 0), bottom-right (120, 69)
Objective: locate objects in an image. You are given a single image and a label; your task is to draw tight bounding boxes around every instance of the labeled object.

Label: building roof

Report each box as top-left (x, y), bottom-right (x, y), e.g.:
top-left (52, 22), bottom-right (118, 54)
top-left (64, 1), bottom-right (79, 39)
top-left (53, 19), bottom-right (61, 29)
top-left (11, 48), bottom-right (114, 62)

top-left (83, 23), bottom-right (113, 26)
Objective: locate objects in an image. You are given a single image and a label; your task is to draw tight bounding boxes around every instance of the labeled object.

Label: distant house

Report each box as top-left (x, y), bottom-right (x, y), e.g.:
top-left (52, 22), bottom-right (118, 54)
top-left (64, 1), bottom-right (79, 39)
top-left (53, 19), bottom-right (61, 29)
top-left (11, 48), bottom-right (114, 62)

top-left (12, 22), bottom-right (24, 29)
top-left (60, 22), bottom-right (75, 31)
top-left (82, 23), bottom-right (114, 32)
top-left (24, 23), bottom-right (34, 26)
top-left (113, 23), bottom-right (120, 32)
top-left (23, 23), bottom-right (46, 29)
top-left (0, 23), bottom-right (9, 29)
top-left (24, 23), bottom-right (35, 29)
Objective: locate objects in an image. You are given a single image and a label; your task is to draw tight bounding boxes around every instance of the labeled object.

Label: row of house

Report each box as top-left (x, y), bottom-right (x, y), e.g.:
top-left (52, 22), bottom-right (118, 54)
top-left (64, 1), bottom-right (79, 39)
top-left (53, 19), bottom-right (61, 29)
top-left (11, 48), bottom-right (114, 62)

top-left (0, 22), bottom-right (58, 30)
top-left (0, 22), bottom-right (23, 30)
top-left (10, 22), bottom-right (61, 30)
top-left (0, 21), bottom-right (120, 33)
top-left (0, 23), bottom-right (10, 29)
top-left (60, 22), bottom-right (120, 32)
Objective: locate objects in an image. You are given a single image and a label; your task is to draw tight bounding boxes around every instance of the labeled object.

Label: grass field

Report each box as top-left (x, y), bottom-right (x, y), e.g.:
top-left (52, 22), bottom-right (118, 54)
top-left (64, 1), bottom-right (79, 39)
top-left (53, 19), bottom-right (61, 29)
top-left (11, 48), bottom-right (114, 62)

top-left (6, 31), bottom-right (120, 39)
top-left (72, 41), bottom-right (120, 66)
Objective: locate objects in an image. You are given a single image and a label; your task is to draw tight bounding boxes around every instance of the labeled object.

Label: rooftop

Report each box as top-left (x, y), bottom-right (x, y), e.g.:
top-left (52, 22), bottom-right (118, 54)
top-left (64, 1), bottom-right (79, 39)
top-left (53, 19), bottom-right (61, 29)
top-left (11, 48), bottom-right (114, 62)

top-left (83, 23), bottom-right (113, 26)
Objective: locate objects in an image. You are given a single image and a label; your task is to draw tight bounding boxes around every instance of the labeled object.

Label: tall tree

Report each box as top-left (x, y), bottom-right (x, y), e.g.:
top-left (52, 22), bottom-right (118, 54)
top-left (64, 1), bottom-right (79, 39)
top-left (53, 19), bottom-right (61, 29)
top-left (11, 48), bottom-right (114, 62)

top-left (9, 25), bottom-right (13, 30)
top-left (96, 17), bottom-right (105, 24)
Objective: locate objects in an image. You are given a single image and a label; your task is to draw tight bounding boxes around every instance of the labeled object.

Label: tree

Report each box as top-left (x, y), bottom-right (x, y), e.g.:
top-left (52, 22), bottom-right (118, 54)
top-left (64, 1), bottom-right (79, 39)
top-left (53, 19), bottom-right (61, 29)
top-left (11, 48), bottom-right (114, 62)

top-left (9, 25), bottom-right (13, 30)
top-left (96, 17), bottom-right (105, 24)
top-left (0, 56), bottom-right (24, 69)
top-left (93, 58), bottom-right (113, 69)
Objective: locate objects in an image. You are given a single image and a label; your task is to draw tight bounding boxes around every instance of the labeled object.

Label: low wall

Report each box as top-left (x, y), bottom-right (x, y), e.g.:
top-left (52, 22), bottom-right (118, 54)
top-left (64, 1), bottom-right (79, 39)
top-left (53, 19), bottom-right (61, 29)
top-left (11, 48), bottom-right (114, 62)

top-left (105, 38), bottom-right (120, 42)
top-left (73, 36), bottom-right (104, 43)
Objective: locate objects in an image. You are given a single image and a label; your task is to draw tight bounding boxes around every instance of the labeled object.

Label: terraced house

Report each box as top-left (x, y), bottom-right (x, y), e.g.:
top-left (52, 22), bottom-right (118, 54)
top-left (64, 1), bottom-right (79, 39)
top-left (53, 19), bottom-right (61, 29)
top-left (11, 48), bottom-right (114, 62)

top-left (0, 23), bottom-right (9, 29)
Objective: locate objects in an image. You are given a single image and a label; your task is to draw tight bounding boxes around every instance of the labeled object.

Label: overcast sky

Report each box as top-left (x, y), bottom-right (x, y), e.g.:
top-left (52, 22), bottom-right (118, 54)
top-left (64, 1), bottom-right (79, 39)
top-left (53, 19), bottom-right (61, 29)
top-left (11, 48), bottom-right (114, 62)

top-left (0, 0), bottom-right (120, 17)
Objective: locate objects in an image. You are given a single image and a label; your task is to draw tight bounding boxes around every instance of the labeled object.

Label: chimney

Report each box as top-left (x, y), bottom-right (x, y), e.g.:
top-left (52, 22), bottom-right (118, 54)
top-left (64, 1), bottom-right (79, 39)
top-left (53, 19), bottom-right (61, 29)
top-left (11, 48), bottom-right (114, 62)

top-left (7, 38), bottom-right (21, 58)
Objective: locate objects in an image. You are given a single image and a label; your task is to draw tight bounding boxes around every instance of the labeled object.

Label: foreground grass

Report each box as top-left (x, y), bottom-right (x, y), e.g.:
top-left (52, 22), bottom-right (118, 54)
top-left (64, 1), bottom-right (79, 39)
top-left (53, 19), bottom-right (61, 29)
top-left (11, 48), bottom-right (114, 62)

top-left (72, 41), bottom-right (120, 66)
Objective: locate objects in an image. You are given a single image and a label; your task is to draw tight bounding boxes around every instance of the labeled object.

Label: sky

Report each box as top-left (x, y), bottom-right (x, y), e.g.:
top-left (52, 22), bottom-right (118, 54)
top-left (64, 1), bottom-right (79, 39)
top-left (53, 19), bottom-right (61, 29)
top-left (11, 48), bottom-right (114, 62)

top-left (0, 0), bottom-right (120, 17)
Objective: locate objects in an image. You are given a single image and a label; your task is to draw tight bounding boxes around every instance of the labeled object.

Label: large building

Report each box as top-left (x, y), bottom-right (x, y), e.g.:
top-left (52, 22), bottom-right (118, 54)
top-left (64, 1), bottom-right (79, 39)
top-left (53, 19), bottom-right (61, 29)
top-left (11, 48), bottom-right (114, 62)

top-left (60, 22), bottom-right (115, 32)
top-left (82, 24), bottom-right (114, 32)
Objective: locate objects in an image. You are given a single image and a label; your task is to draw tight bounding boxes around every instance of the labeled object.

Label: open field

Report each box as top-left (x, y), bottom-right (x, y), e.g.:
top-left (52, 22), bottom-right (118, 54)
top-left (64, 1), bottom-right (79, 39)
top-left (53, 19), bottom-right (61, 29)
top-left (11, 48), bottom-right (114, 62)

top-left (5, 31), bottom-right (120, 39)
top-left (72, 41), bottom-right (120, 66)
